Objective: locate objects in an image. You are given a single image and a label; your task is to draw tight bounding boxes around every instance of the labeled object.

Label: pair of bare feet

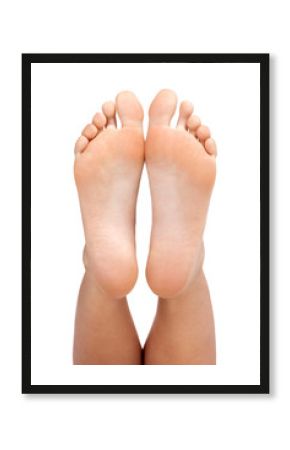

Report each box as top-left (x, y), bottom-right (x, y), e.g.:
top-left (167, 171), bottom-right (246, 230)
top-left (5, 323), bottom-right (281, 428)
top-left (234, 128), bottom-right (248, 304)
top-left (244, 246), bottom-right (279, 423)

top-left (73, 89), bottom-right (216, 365)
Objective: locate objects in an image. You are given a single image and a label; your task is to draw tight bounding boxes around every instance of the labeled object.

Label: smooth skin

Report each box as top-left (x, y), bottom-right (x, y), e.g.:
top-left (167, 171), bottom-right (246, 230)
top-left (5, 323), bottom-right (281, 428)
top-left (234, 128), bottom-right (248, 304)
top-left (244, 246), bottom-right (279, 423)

top-left (144, 89), bottom-right (216, 364)
top-left (73, 89), bottom-right (216, 365)
top-left (73, 91), bottom-right (144, 364)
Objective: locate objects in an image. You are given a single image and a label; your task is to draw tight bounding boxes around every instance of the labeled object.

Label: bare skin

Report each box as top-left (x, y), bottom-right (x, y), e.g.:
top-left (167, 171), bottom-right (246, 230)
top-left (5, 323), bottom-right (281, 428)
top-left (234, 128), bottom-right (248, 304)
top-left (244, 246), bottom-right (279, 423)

top-left (73, 273), bottom-right (142, 364)
top-left (144, 269), bottom-right (216, 364)
top-left (144, 89), bottom-right (217, 364)
top-left (73, 91), bottom-right (144, 364)
top-left (73, 89), bottom-right (217, 365)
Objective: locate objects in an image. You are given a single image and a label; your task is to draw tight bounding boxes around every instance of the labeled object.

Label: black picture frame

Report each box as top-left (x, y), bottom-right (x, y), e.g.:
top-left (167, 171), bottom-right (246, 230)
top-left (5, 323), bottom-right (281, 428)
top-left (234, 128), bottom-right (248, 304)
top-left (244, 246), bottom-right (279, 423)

top-left (22, 53), bottom-right (269, 394)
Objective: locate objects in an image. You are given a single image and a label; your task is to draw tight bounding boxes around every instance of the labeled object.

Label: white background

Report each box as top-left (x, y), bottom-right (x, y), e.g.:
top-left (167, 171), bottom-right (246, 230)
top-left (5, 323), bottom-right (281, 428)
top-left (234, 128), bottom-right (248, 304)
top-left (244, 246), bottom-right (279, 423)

top-left (31, 62), bottom-right (260, 386)
top-left (0, 0), bottom-right (288, 449)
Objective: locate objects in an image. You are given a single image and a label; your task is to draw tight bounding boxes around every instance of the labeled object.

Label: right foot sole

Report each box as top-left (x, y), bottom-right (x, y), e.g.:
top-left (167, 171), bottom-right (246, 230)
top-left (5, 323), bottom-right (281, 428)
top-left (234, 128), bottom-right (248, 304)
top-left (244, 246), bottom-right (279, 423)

top-left (145, 89), bottom-right (217, 299)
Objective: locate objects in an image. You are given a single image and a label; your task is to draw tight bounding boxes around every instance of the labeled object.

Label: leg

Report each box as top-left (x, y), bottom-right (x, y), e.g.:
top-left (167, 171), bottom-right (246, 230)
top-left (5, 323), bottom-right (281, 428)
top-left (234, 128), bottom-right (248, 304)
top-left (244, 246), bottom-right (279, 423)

top-left (73, 91), bottom-right (144, 364)
top-left (144, 268), bottom-right (216, 364)
top-left (73, 272), bottom-right (141, 364)
top-left (144, 90), bottom-right (217, 364)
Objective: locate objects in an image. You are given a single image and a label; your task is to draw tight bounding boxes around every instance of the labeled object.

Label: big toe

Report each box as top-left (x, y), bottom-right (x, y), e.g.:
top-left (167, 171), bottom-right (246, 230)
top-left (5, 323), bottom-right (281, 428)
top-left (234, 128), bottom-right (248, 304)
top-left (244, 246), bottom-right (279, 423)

top-left (149, 89), bottom-right (177, 126)
top-left (116, 91), bottom-right (143, 128)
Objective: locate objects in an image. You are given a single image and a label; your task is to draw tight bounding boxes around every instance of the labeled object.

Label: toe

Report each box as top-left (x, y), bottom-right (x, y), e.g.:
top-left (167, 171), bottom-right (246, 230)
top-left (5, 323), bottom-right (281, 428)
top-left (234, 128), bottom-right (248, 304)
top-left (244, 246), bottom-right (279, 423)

top-left (177, 100), bottom-right (193, 128)
top-left (82, 123), bottom-right (98, 140)
top-left (148, 89), bottom-right (177, 126)
top-left (205, 138), bottom-right (217, 156)
top-left (116, 91), bottom-right (143, 128)
top-left (187, 114), bottom-right (201, 133)
top-left (102, 101), bottom-right (117, 128)
top-left (196, 125), bottom-right (211, 142)
top-left (92, 112), bottom-right (107, 129)
top-left (74, 135), bottom-right (89, 154)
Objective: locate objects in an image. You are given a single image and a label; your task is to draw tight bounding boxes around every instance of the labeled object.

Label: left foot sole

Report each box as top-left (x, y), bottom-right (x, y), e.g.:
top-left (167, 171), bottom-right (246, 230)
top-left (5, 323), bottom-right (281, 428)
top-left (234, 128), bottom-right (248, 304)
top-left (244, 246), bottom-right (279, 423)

top-left (74, 91), bottom-right (144, 298)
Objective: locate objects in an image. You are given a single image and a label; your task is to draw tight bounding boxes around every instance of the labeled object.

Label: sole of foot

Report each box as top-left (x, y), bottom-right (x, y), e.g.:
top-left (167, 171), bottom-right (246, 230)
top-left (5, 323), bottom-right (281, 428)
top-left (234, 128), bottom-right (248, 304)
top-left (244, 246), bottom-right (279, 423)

top-left (74, 91), bottom-right (144, 299)
top-left (145, 89), bottom-right (217, 299)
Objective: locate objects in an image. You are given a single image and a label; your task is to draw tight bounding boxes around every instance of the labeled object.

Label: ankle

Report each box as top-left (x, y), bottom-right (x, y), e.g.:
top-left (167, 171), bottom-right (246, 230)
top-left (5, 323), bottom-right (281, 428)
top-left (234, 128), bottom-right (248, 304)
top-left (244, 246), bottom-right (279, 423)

top-left (83, 245), bottom-right (138, 299)
top-left (146, 240), bottom-right (205, 299)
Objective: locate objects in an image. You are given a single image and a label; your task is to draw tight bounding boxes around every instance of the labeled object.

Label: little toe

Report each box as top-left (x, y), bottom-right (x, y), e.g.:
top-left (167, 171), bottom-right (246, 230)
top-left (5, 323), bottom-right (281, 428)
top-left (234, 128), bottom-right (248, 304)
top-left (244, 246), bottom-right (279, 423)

top-left (82, 123), bottom-right (98, 140)
top-left (92, 112), bottom-right (107, 129)
top-left (116, 91), bottom-right (144, 128)
top-left (187, 114), bottom-right (201, 133)
top-left (205, 138), bottom-right (217, 156)
top-left (75, 135), bottom-right (89, 154)
top-left (196, 125), bottom-right (211, 142)
top-left (102, 101), bottom-right (117, 128)
top-left (149, 89), bottom-right (177, 127)
top-left (177, 101), bottom-right (193, 129)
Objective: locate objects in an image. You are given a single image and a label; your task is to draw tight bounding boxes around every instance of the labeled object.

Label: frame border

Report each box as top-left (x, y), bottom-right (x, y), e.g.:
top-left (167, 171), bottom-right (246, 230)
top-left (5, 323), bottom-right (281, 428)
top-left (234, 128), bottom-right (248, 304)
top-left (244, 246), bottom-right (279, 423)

top-left (22, 53), bottom-right (269, 394)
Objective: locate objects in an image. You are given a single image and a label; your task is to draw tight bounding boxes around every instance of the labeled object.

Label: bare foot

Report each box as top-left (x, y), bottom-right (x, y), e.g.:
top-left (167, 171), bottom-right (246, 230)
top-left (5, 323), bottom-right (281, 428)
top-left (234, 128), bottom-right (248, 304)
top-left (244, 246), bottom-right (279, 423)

top-left (74, 91), bottom-right (144, 299)
top-left (145, 89), bottom-right (217, 299)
